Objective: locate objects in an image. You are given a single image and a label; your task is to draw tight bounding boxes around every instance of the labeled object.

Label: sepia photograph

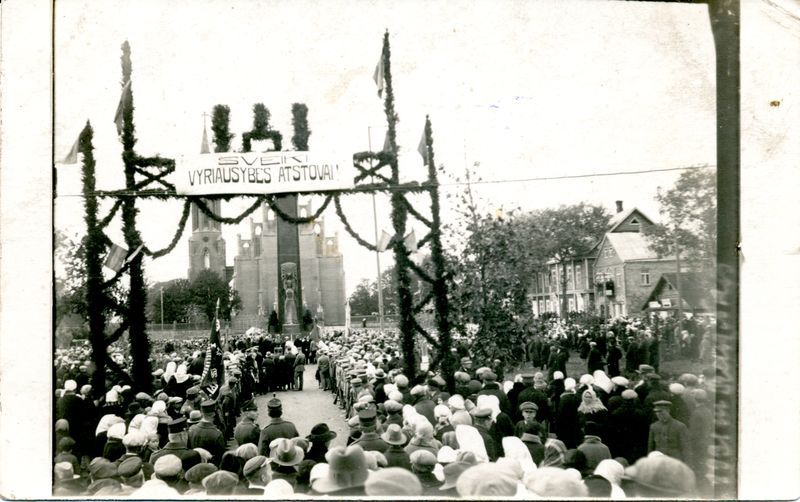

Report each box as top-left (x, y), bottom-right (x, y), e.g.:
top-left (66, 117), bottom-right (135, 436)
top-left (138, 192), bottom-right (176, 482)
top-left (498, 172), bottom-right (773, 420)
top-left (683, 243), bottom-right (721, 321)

top-left (1, 0), bottom-right (799, 499)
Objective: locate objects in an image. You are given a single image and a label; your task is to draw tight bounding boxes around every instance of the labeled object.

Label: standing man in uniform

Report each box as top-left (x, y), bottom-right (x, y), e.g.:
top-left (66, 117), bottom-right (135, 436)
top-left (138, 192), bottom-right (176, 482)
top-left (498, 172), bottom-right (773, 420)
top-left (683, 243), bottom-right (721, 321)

top-left (647, 400), bottom-right (692, 465)
top-left (257, 395), bottom-right (299, 456)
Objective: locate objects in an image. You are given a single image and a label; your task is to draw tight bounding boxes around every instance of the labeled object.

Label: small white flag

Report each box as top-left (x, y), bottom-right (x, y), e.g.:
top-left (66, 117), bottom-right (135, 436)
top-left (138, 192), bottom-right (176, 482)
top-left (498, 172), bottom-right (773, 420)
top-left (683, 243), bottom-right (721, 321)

top-left (114, 80), bottom-right (132, 136)
top-left (60, 135), bottom-right (81, 164)
top-left (103, 243), bottom-right (128, 272)
top-left (417, 128), bottom-right (428, 165)
top-left (373, 53), bottom-right (385, 98)
top-left (376, 230), bottom-right (393, 252)
top-left (404, 230), bottom-right (417, 253)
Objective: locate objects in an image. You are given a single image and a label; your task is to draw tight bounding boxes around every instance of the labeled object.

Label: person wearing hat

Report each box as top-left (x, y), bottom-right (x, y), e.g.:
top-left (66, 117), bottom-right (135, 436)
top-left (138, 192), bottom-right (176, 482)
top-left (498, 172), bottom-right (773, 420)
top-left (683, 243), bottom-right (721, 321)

top-left (304, 423), bottom-right (337, 463)
top-left (457, 356), bottom-right (475, 380)
top-left (514, 401), bottom-right (544, 437)
top-left (364, 466), bottom-right (423, 497)
top-left (56, 380), bottom-right (86, 455)
top-left (235, 455), bottom-right (270, 495)
top-left (117, 456), bottom-right (145, 494)
top-left (641, 374), bottom-right (672, 421)
top-left (606, 336), bottom-right (623, 377)
top-left (268, 437), bottom-right (305, 487)
top-left (624, 454), bottom-right (696, 497)
top-left (233, 399), bottom-right (260, 447)
top-left (257, 394), bottom-right (299, 456)
top-left (54, 437), bottom-right (80, 475)
top-left (469, 407), bottom-right (499, 461)
top-left (184, 463), bottom-right (218, 495)
top-left (410, 449), bottom-right (443, 494)
top-left (151, 417), bottom-right (201, 473)
top-left (380, 423), bottom-right (412, 470)
top-left (202, 470), bottom-right (240, 495)
top-left (456, 462), bottom-right (520, 497)
top-left (53, 461), bottom-right (87, 496)
top-left (607, 388), bottom-right (649, 464)
top-left (116, 430), bottom-right (155, 480)
top-left (648, 400), bottom-right (692, 464)
top-left (577, 421), bottom-right (612, 470)
top-left (309, 444), bottom-right (370, 496)
top-left (516, 372), bottom-right (552, 427)
top-left (187, 409), bottom-right (202, 426)
top-left (103, 422), bottom-right (127, 462)
top-left (475, 370), bottom-right (512, 417)
top-left (351, 408), bottom-right (389, 453)
top-left (187, 400), bottom-right (226, 465)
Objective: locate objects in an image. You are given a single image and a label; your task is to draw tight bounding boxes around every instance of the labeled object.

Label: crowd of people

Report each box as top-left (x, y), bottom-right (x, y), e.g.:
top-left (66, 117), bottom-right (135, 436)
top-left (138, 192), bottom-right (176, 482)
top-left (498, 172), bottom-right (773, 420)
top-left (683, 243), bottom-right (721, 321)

top-left (53, 316), bottom-right (714, 498)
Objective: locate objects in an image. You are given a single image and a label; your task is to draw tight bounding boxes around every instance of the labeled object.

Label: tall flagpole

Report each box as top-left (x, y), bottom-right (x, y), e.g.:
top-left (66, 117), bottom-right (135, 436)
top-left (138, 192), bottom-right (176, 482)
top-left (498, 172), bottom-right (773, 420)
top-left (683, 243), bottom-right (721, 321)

top-left (368, 126), bottom-right (385, 333)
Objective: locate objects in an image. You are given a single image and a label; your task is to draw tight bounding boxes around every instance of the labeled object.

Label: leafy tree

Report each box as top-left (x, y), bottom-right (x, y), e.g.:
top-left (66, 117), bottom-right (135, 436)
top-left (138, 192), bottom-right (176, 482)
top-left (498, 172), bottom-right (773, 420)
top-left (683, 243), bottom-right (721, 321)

top-left (348, 278), bottom-right (377, 316)
top-left (55, 229), bottom-right (128, 324)
top-left (444, 165), bottom-right (545, 366)
top-left (188, 269), bottom-right (241, 321)
top-left (643, 168), bottom-right (717, 294)
top-left (533, 203), bottom-right (610, 315)
top-left (146, 279), bottom-right (192, 323)
top-left (644, 169), bottom-right (717, 263)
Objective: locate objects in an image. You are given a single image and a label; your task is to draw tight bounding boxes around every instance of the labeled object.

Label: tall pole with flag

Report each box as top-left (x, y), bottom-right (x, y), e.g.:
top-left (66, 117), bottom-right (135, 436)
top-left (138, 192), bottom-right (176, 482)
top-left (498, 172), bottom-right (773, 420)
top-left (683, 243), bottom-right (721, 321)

top-left (200, 298), bottom-right (224, 396)
top-left (367, 126), bottom-right (385, 334)
top-left (118, 41), bottom-right (152, 389)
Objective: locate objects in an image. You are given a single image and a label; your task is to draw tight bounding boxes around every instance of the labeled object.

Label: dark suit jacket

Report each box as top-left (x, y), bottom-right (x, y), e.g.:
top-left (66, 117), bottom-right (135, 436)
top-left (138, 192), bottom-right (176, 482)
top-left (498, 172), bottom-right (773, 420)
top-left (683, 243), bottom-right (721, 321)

top-left (352, 431), bottom-right (389, 453)
top-left (187, 421), bottom-right (226, 464)
top-left (257, 418), bottom-right (299, 456)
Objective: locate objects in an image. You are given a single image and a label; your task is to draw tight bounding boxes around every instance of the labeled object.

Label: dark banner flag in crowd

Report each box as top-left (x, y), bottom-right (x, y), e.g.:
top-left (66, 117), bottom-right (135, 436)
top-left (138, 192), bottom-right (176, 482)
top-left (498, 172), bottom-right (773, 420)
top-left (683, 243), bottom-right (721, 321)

top-left (200, 299), bottom-right (224, 397)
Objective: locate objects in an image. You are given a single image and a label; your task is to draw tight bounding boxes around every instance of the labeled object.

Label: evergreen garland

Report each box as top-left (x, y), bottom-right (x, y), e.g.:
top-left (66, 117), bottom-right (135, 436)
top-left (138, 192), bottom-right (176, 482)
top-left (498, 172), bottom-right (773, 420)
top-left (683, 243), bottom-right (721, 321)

top-left (242, 103), bottom-right (282, 152)
top-left (80, 121), bottom-right (109, 396)
top-left (119, 41), bottom-right (152, 391)
top-left (422, 115), bottom-right (456, 392)
top-left (291, 103), bottom-right (311, 151)
top-left (211, 105), bottom-right (234, 153)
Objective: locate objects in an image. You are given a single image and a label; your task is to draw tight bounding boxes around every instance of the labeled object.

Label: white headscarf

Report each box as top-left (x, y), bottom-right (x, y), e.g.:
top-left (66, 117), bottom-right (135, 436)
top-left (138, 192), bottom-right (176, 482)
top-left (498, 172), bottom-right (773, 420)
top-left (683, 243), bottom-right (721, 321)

top-left (455, 424), bottom-right (488, 463)
top-left (476, 394), bottom-right (501, 422)
top-left (502, 436), bottom-right (537, 475)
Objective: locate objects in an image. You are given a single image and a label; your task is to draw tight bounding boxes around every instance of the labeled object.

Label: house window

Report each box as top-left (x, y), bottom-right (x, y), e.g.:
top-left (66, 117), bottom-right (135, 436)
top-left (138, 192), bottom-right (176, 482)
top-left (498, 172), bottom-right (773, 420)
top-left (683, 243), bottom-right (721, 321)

top-left (641, 270), bottom-right (650, 286)
top-left (630, 217), bottom-right (640, 226)
top-left (576, 265), bottom-right (582, 288)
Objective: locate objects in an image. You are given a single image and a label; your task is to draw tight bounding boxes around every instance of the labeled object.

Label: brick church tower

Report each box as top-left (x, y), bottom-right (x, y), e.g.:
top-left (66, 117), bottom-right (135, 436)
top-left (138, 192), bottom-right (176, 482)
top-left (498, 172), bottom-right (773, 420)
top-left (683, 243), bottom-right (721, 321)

top-left (188, 125), bottom-right (227, 280)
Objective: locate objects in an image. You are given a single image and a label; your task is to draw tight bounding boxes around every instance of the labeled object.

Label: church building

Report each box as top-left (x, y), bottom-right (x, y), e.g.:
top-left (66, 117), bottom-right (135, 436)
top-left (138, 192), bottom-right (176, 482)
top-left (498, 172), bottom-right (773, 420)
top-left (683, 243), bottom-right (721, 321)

top-left (230, 200), bottom-right (346, 327)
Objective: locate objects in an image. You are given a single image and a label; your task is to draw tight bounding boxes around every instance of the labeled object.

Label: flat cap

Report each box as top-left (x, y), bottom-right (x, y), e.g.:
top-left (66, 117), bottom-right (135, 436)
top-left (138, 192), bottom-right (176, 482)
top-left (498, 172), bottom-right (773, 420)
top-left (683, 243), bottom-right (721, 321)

top-left (168, 417), bottom-right (187, 434)
top-left (153, 454), bottom-right (182, 477)
top-left (410, 449), bottom-right (438, 467)
top-left (117, 456), bottom-right (143, 478)
top-left (185, 463), bottom-right (217, 484)
top-left (519, 401), bottom-right (538, 412)
top-left (243, 455), bottom-right (268, 477)
top-left (653, 400), bottom-right (672, 408)
top-left (470, 407), bottom-right (492, 419)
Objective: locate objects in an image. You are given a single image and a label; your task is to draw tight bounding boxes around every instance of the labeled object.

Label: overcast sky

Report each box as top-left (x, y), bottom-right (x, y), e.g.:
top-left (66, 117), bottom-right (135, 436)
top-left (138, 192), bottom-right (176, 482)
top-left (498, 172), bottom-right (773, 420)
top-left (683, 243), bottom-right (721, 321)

top-left (54, 0), bottom-right (718, 294)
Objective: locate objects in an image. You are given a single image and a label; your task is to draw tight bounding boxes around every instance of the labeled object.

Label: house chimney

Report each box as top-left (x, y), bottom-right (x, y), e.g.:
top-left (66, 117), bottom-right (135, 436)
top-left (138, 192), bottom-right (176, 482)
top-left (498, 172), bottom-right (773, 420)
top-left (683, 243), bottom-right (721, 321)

top-left (615, 200), bottom-right (624, 213)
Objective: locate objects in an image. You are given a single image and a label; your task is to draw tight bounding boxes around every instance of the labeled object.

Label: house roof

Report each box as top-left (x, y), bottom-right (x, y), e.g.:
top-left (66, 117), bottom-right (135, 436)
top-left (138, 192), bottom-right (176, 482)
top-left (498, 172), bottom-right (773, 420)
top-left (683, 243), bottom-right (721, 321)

top-left (642, 272), bottom-right (715, 311)
top-left (605, 232), bottom-right (660, 261)
top-left (607, 207), bottom-right (654, 233)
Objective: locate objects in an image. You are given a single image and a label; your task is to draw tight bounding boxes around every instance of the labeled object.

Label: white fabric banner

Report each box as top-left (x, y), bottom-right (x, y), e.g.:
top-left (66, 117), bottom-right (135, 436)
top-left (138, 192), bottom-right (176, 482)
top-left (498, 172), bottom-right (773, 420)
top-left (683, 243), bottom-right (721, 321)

top-left (175, 151), bottom-right (352, 195)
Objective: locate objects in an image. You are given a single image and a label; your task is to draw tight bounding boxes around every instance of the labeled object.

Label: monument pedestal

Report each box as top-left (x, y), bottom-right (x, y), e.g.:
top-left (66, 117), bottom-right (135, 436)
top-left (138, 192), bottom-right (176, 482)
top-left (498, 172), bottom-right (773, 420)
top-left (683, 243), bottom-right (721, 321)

top-left (283, 323), bottom-right (301, 339)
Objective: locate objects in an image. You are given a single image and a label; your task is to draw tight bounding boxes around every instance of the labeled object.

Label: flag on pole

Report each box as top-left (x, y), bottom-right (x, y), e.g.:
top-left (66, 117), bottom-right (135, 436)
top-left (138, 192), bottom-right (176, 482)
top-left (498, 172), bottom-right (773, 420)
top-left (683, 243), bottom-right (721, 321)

top-left (344, 300), bottom-right (351, 341)
top-left (124, 243), bottom-right (144, 264)
top-left (114, 80), bottom-right (132, 136)
top-left (382, 130), bottom-right (391, 153)
top-left (103, 243), bottom-right (128, 272)
top-left (404, 229), bottom-right (417, 253)
top-left (372, 53), bottom-right (385, 98)
top-left (200, 298), bottom-right (224, 394)
top-left (60, 135), bottom-right (81, 164)
top-left (376, 230), bottom-right (394, 252)
top-left (417, 127), bottom-right (428, 165)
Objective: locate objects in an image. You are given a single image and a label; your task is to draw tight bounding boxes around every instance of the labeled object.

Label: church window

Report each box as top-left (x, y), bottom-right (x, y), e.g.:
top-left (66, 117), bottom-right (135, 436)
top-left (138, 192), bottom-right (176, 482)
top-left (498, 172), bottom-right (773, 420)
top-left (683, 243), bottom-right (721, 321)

top-left (254, 225), bottom-right (262, 236)
top-left (300, 208), bottom-right (308, 218)
top-left (267, 210), bottom-right (275, 220)
top-left (203, 249), bottom-right (211, 269)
